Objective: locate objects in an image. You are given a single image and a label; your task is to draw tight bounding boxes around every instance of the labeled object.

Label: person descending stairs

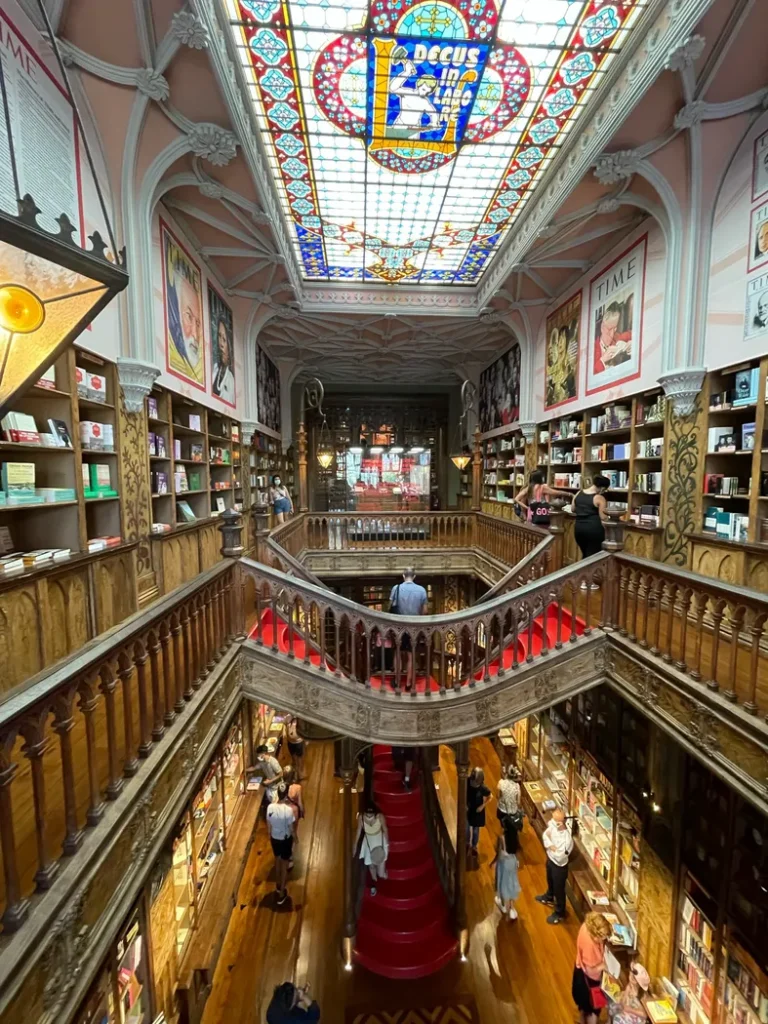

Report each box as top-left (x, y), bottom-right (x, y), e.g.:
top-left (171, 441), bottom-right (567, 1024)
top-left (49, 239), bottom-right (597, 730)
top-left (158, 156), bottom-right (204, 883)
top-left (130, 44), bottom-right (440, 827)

top-left (353, 747), bottom-right (457, 980)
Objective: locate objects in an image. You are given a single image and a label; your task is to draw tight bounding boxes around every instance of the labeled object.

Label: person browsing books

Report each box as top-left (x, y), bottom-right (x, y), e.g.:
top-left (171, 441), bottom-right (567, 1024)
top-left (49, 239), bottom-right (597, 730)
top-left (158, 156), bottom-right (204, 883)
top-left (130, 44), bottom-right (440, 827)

top-left (572, 911), bottom-right (612, 1024)
top-left (535, 807), bottom-right (574, 924)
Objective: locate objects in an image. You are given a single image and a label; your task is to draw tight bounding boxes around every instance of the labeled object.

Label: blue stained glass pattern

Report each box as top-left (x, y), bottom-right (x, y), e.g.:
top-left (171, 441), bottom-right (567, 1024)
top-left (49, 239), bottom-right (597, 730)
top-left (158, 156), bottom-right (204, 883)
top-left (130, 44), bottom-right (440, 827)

top-left (227, 0), bottom-right (649, 285)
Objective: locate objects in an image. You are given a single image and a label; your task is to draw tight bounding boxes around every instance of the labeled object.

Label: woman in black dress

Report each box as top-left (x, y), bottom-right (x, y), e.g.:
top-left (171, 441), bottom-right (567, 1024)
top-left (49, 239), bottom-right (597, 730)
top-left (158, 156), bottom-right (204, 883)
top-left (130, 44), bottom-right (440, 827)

top-left (573, 474), bottom-right (610, 568)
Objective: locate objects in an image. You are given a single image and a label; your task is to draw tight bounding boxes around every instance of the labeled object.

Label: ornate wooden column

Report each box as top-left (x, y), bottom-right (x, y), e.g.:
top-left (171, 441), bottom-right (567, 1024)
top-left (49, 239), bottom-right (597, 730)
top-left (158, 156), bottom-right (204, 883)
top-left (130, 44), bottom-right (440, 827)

top-left (471, 426), bottom-right (482, 512)
top-left (602, 512), bottom-right (626, 631)
top-left (298, 420), bottom-right (309, 512)
top-left (454, 740), bottom-right (469, 953)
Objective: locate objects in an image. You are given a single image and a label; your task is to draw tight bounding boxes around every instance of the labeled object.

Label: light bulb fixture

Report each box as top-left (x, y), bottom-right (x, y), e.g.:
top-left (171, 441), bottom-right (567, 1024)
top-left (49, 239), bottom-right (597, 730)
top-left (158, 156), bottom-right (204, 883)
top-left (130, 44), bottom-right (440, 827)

top-left (348, 446), bottom-right (363, 454)
top-left (0, 0), bottom-right (128, 417)
top-left (369, 446), bottom-right (383, 454)
top-left (408, 446), bottom-right (425, 454)
top-left (389, 446), bottom-right (404, 454)
top-left (450, 379), bottom-right (477, 472)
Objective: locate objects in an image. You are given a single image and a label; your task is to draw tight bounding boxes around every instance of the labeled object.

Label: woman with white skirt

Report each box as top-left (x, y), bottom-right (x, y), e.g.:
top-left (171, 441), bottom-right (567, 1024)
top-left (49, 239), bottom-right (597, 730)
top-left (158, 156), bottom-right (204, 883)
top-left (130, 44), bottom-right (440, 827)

top-left (356, 802), bottom-right (389, 896)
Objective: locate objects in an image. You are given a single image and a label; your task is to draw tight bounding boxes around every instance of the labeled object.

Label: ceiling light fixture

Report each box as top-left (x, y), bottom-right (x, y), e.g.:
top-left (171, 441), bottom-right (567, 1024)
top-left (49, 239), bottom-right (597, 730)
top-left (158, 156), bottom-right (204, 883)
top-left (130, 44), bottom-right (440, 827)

top-left (0, 0), bottom-right (128, 417)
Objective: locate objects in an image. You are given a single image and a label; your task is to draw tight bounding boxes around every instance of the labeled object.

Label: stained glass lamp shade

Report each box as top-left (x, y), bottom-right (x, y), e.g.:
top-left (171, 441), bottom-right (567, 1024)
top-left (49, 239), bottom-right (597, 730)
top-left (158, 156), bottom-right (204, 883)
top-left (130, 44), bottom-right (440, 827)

top-left (0, 1), bottom-right (128, 416)
top-left (226, 0), bottom-right (648, 286)
top-left (451, 451), bottom-right (471, 471)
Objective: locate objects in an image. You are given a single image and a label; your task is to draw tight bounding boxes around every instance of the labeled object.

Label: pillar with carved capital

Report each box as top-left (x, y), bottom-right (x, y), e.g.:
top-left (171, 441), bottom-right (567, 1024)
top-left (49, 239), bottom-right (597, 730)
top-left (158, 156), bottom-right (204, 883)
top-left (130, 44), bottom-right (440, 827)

top-left (454, 740), bottom-right (469, 950)
top-left (471, 426), bottom-right (482, 512)
top-left (298, 420), bottom-right (309, 512)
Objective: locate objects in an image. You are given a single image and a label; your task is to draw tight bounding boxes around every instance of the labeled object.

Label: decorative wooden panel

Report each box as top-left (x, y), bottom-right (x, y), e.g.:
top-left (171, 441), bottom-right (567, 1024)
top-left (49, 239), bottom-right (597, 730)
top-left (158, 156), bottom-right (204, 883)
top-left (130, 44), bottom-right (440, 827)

top-left (93, 550), bottom-right (138, 634)
top-left (623, 528), bottom-right (661, 561)
top-left (662, 393), bottom-right (706, 567)
top-left (199, 522), bottom-right (221, 572)
top-left (44, 572), bottom-right (90, 665)
top-left (160, 532), bottom-right (202, 595)
top-left (0, 585), bottom-right (42, 691)
top-left (746, 553), bottom-right (768, 593)
top-left (149, 869), bottom-right (180, 1023)
top-left (118, 392), bottom-right (155, 599)
top-left (691, 540), bottom-right (746, 586)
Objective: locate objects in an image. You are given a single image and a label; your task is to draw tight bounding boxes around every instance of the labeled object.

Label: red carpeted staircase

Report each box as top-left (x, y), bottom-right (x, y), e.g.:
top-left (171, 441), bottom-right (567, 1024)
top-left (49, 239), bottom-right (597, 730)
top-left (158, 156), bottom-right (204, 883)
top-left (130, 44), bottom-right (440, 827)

top-left (353, 746), bottom-right (457, 979)
top-left (252, 604), bottom-right (584, 692)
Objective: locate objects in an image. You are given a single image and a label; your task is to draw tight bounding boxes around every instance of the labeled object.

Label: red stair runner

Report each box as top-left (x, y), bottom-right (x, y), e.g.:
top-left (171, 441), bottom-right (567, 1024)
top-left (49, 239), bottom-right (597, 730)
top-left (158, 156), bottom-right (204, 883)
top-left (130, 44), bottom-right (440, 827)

top-left (353, 746), bottom-right (457, 979)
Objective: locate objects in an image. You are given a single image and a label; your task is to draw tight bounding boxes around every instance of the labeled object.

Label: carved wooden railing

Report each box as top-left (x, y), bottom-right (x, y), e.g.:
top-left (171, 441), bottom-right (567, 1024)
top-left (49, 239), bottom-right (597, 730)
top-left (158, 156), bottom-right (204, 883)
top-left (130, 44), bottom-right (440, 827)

top-left (243, 554), bottom-right (609, 695)
top-left (0, 560), bottom-right (239, 933)
top-left (420, 751), bottom-right (456, 909)
top-left (269, 514), bottom-right (308, 562)
top-left (614, 555), bottom-right (768, 716)
top-left (474, 533), bottom-right (555, 603)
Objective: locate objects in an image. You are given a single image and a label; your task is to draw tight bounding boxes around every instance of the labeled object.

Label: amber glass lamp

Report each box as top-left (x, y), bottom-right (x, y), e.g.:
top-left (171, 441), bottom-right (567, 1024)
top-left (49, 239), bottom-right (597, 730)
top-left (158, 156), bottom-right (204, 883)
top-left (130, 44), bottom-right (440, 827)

top-left (0, 1), bottom-right (128, 417)
top-left (450, 380), bottom-right (477, 471)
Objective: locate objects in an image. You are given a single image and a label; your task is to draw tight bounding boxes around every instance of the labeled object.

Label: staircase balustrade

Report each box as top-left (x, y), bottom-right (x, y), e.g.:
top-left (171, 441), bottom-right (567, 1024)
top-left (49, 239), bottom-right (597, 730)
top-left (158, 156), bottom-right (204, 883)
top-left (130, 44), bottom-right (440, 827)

top-left (420, 751), bottom-right (456, 908)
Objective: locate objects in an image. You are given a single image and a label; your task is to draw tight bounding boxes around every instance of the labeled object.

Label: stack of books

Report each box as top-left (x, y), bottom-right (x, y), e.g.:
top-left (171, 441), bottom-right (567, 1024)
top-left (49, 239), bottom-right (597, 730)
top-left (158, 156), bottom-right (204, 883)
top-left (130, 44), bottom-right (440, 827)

top-left (2, 462), bottom-right (37, 505)
top-left (637, 436), bottom-right (664, 457)
top-left (704, 474), bottom-right (747, 497)
top-left (637, 393), bottom-right (667, 424)
top-left (0, 548), bottom-right (72, 575)
top-left (84, 464), bottom-right (118, 498)
top-left (703, 506), bottom-right (749, 540)
top-left (80, 421), bottom-right (114, 451)
top-left (1, 412), bottom-right (40, 444)
top-left (589, 405), bottom-right (632, 432)
top-left (551, 418), bottom-right (582, 440)
top-left (590, 442), bottom-right (631, 460)
top-left (87, 536), bottom-right (121, 553)
top-left (635, 472), bottom-right (663, 492)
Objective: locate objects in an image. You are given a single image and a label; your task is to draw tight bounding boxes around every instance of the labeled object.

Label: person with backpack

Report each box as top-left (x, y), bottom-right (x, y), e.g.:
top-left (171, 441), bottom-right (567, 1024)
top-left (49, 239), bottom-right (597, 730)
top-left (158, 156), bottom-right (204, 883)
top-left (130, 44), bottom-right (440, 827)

top-left (356, 801), bottom-right (389, 895)
top-left (514, 470), bottom-right (572, 527)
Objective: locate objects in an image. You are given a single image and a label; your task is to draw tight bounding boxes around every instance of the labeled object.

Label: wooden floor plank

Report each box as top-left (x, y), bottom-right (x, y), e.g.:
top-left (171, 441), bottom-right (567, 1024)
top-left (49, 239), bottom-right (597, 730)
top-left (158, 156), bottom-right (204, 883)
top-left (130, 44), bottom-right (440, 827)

top-left (201, 738), bottom-right (581, 1024)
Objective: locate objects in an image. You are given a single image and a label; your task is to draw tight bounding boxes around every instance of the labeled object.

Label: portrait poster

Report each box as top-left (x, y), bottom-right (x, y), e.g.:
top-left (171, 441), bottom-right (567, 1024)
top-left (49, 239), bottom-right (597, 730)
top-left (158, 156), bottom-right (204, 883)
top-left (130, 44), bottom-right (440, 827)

top-left (748, 200), bottom-right (768, 275)
top-left (161, 219), bottom-right (205, 391)
top-left (586, 235), bottom-right (646, 396)
top-left (752, 129), bottom-right (768, 203)
top-left (208, 284), bottom-right (236, 408)
top-left (479, 343), bottom-right (520, 433)
top-left (256, 344), bottom-right (281, 434)
top-left (745, 273), bottom-right (768, 339)
top-left (545, 291), bottom-right (581, 410)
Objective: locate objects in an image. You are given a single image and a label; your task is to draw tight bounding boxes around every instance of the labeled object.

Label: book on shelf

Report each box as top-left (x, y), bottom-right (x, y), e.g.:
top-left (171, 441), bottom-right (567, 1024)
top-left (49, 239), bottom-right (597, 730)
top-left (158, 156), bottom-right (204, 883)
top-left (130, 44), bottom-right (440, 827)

top-left (36, 487), bottom-right (76, 503)
top-left (47, 419), bottom-right (72, 448)
top-left (733, 366), bottom-right (760, 406)
top-left (177, 501), bottom-right (197, 523)
top-left (0, 526), bottom-right (13, 554)
top-left (215, 496), bottom-right (226, 513)
top-left (151, 522), bottom-right (171, 534)
top-left (174, 469), bottom-right (189, 493)
top-left (637, 393), bottom-right (667, 423)
top-left (190, 443), bottom-right (204, 462)
top-left (80, 421), bottom-right (105, 450)
top-left (0, 555), bottom-right (24, 575)
top-left (637, 436), bottom-right (664, 457)
top-left (188, 414), bottom-right (202, 431)
top-left (147, 396), bottom-right (158, 419)
top-left (152, 471), bottom-right (168, 495)
top-left (75, 366), bottom-right (88, 398)
top-left (89, 463), bottom-right (113, 494)
top-left (741, 422), bottom-right (756, 450)
top-left (635, 472), bottom-right (663, 492)
top-left (2, 411), bottom-right (41, 444)
top-left (36, 366), bottom-right (57, 391)
top-left (173, 439), bottom-right (181, 460)
top-left (590, 404), bottom-right (632, 432)
top-left (188, 470), bottom-right (202, 491)
top-left (2, 462), bottom-right (36, 504)
top-left (708, 425), bottom-right (735, 451)
top-left (85, 371), bottom-right (106, 403)
top-left (587, 890), bottom-right (610, 906)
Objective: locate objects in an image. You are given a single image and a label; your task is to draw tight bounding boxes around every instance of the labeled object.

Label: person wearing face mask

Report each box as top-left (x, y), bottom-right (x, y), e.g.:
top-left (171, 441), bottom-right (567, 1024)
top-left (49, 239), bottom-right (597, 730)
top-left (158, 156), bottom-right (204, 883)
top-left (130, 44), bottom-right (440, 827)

top-left (270, 474), bottom-right (293, 524)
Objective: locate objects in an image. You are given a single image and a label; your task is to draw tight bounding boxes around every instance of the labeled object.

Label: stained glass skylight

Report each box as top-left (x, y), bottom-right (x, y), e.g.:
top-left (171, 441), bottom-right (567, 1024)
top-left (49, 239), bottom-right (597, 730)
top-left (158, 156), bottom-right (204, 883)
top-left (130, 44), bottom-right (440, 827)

top-left (225, 0), bottom-right (649, 286)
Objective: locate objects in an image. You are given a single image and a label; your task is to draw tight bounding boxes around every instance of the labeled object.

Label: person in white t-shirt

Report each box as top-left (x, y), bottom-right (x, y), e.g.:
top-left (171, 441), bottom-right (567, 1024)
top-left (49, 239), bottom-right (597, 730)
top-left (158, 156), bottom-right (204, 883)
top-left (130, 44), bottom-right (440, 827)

top-left (251, 744), bottom-right (284, 803)
top-left (267, 784), bottom-right (296, 905)
top-left (535, 808), bottom-right (574, 924)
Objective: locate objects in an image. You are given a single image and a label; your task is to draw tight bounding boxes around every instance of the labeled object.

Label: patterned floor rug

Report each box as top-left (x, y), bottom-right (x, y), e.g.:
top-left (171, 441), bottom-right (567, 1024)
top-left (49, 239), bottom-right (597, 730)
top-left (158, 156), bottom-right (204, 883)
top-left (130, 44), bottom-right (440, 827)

top-left (345, 998), bottom-right (479, 1024)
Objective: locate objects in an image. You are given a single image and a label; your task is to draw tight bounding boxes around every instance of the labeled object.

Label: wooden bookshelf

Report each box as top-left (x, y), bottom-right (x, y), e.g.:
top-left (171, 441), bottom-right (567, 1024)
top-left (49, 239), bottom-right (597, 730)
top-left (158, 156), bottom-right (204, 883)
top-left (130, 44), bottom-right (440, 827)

top-left (250, 430), bottom-right (282, 511)
top-left (482, 430), bottom-right (525, 508)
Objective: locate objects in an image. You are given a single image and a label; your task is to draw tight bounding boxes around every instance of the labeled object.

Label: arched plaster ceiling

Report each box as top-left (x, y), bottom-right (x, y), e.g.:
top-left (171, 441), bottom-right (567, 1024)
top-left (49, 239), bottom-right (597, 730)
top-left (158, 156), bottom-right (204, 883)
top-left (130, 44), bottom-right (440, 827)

top-left (51, 0), bottom-right (768, 383)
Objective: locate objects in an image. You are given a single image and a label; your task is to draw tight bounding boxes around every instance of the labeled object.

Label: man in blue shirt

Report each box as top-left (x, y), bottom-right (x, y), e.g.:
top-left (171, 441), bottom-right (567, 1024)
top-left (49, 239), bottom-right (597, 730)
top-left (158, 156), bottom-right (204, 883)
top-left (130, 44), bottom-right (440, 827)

top-left (390, 567), bottom-right (427, 688)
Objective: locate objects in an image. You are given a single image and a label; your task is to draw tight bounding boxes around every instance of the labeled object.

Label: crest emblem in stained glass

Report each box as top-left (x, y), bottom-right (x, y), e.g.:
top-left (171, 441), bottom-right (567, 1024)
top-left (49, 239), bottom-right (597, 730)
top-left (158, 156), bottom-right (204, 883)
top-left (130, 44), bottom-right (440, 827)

top-left (225, 0), bottom-right (649, 285)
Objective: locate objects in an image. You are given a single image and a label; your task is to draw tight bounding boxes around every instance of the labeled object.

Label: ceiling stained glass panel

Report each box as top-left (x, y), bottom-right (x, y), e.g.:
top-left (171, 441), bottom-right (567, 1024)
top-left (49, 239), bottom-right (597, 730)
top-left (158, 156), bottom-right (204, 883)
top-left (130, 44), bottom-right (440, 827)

top-left (225, 0), bottom-right (649, 286)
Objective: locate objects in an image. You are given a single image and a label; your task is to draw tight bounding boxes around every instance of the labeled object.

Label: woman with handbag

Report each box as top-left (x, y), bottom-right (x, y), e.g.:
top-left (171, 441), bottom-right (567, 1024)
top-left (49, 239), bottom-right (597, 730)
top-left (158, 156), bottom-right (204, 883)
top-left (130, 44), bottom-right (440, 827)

top-left (572, 912), bottom-right (613, 1023)
top-left (496, 764), bottom-right (522, 829)
top-left (356, 802), bottom-right (389, 896)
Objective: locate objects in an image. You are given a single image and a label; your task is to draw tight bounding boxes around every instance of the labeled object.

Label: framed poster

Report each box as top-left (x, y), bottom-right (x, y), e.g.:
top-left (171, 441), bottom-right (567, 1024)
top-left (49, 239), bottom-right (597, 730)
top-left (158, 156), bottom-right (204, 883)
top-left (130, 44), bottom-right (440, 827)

top-left (752, 129), bottom-right (768, 204)
top-left (586, 235), bottom-right (647, 396)
top-left (208, 284), bottom-right (236, 408)
top-left (747, 200), bottom-right (768, 275)
top-left (161, 219), bottom-right (205, 391)
top-left (256, 344), bottom-right (281, 434)
top-left (479, 344), bottom-right (520, 433)
top-left (745, 273), bottom-right (768, 339)
top-left (545, 291), bottom-right (581, 410)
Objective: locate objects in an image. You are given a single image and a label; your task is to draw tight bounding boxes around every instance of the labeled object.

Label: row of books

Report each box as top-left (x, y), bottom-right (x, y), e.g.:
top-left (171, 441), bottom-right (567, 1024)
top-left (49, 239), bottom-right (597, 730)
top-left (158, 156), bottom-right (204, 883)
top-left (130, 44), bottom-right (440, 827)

top-left (550, 418), bottom-right (582, 441)
top-left (1, 463), bottom-right (70, 506)
top-left (551, 446), bottom-right (581, 464)
top-left (637, 436), bottom-right (664, 457)
top-left (2, 412), bottom-right (74, 448)
top-left (0, 547), bottom-right (72, 575)
top-left (708, 424), bottom-right (756, 452)
top-left (589, 442), bottom-right (631, 461)
top-left (629, 504), bottom-right (661, 526)
top-left (75, 367), bottom-right (108, 403)
top-left (80, 420), bottom-right (115, 451)
top-left (82, 463), bottom-right (117, 498)
top-left (589, 404), bottom-right (632, 433)
top-left (637, 393), bottom-right (667, 424)
top-left (553, 472), bottom-right (581, 488)
top-left (703, 507), bottom-right (749, 540)
top-left (174, 414), bottom-right (203, 432)
top-left (174, 467), bottom-right (204, 493)
top-left (601, 470), bottom-right (628, 489)
top-left (148, 432), bottom-right (167, 459)
top-left (710, 366), bottom-right (761, 409)
top-left (635, 472), bottom-right (663, 492)
top-left (725, 951), bottom-right (768, 1023)
top-left (682, 896), bottom-right (713, 950)
top-left (704, 474), bottom-right (749, 497)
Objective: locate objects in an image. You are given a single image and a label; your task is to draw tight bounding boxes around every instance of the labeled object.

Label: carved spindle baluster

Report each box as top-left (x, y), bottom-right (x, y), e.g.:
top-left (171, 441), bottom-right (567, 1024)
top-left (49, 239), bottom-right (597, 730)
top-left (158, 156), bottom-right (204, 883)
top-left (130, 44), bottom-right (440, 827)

top-left (744, 612), bottom-right (766, 714)
top-left (21, 716), bottom-right (58, 890)
top-left (171, 613), bottom-right (185, 714)
top-left (663, 584), bottom-right (678, 663)
top-left (287, 600), bottom-right (295, 659)
top-left (78, 685), bottom-right (105, 825)
top-left (707, 599), bottom-right (726, 691)
top-left (483, 619), bottom-right (491, 682)
top-left (723, 605), bottom-right (745, 702)
top-left (583, 583), bottom-right (592, 637)
top-left (318, 605), bottom-right (327, 672)
top-left (134, 643), bottom-right (152, 758)
top-left (393, 638), bottom-right (402, 696)
top-left (510, 613), bottom-right (520, 669)
top-left (690, 592), bottom-right (708, 680)
top-left (351, 619), bottom-right (358, 682)
top-left (334, 615), bottom-right (341, 677)
top-left (540, 597), bottom-right (551, 656)
top-left (254, 584), bottom-right (263, 645)
top-left (439, 630), bottom-right (447, 694)
top-left (205, 588), bottom-right (216, 668)
top-left (194, 597), bottom-right (208, 684)
top-left (188, 600), bottom-right (201, 694)
top-left (211, 584), bottom-right (222, 662)
top-left (629, 570), bottom-right (640, 643)
top-left (53, 698), bottom-right (83, 855)
top-left (219, 576), bottom-right (229, 650)
top-left (303, 601), bottom-right (311, 667)
top-left (617, 565), bottom-right (628, 636)
top-left (638, 574), bottom-right (653, 648)
top-left (649, 579), bottom-right (664, 656)
top-left (0, 734), bottom-right (28, 931)
top-left (526, 607), bottom-right (535, 663)
top-left (679, 589), bottom-right (696, 675)
top-left (118, 652), bottom-right (139, 777)
top-left (554, 591), bottom-right (564, 650)
top-left (149, 630), bottom-right (165, 739)
top-left (99, 667), bottom-right (123, 799)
